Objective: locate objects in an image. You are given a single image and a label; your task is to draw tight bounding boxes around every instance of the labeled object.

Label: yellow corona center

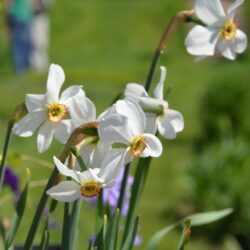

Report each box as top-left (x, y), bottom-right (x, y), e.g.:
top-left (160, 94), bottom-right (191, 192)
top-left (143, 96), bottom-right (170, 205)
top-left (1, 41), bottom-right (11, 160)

top-left (47, 103), bottom-right (67, 123)
top-left (80, 181), bottom-right (100, 198)
top-left (130, 136), bottom-right (147, 157)
top-left (222, 20), bottom-right (237, 40)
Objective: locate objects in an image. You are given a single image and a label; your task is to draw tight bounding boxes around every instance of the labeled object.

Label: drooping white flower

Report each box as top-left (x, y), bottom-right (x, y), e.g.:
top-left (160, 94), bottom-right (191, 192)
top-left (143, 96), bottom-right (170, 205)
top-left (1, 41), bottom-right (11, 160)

top-left (125, 66), bottom-right (184, 140)
top-left (98, 100), bottom-right (163, 164)
top-left (46, 150), bottom-right (124, 202)
top-left (12, 64), bottom-right (96, 153)
top-left (185, 0), bottom-right (247, 60)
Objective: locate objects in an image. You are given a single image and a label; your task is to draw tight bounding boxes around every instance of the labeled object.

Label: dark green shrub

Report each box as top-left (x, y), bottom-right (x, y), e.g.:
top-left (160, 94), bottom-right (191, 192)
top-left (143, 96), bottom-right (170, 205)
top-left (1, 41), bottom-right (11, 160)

top-left (199, 72), bottom-right (250, 145)
top-left (184, 137), bottom-right (250, 249)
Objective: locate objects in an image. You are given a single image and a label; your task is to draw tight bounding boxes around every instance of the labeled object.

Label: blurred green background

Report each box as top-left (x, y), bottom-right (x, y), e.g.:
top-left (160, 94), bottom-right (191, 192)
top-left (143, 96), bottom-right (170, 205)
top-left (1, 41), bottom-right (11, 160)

top-left (0, 0), bottom-right (250, 249)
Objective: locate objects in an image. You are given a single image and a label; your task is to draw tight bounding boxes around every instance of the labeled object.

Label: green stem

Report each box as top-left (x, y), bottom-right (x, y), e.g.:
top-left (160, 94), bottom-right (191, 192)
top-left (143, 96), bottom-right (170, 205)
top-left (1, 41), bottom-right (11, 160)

top-left (61, 202), bottom-right (71, 250)
top-left (116, 163), bottom-right (130, 211)
top-left (145, 9), bottom-right (195, 92)
top-left (145, 51), bottom-right (162, 92)
top-left (122, 8), bottom-right (196, 245)
top-left (69, 199), bottom-right (83, 249)
top-left (122, 157), bottom-right (151, 244)
top-left (23, 167), bottom-right (58, 250)
top-left (0, 102), bottom-right (27, 193)
top-left (0, 121), bottom-right (14, 193)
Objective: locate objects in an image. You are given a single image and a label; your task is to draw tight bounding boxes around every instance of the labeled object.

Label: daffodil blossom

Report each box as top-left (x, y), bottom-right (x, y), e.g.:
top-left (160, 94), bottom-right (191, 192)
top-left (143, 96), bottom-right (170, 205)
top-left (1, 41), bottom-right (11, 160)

top-left (185, 0), bottom-right (247, 60)
top-left (46, 150), bottom-right (125, 202)
top-left (12, 64), bottom-right (96, 153)
top-left (98, 100), bottom-right (163, 164)
top-left (74, 109), bottom-right (112, 171)
top-left (125, 66), bottom-right (184, 140)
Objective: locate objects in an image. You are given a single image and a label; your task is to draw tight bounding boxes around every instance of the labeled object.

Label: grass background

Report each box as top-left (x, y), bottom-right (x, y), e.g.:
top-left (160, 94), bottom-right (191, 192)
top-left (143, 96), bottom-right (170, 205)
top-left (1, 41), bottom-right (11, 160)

top-left (0, 0), bottom-right (249, 249)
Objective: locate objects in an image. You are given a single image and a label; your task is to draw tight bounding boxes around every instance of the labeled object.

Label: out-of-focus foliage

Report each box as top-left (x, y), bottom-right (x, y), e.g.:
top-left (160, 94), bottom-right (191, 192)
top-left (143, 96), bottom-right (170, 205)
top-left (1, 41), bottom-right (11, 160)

top-left (184, 137), bottom-right (250, 249)
top-left (199, 71), bottom-right (250, 145)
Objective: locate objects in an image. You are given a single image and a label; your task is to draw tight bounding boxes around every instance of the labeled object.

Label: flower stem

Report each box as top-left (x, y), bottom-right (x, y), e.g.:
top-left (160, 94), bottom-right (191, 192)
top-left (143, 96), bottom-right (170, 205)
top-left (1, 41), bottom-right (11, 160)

top-left (61, 202), bottom-right (71, 250)
top-left (69, 199), bottom-right (83, 249)
top-left (117, 162), bottom-right (130, 211)
top-left (122, 157), bottom-right (151, 246)
top-left (145, 9), bottom-right (195, 92)
top-left (0, 121), bottom-right (14, 193)
top-left (0, 103), bottom-right (26, 193)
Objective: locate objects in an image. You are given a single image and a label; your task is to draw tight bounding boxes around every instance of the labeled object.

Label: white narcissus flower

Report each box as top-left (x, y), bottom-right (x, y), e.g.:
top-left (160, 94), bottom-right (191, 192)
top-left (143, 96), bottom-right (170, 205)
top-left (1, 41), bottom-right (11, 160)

top-left (98, 100), bottom-right (163, 164)
top-left (125, 66), bottom-right (184, 140)
top-left (47, 150), bottom-right (125, 202)
top-left (185, 0), bottom-right (247, 60)
top-left (12, 64), bottom-right (96, 153)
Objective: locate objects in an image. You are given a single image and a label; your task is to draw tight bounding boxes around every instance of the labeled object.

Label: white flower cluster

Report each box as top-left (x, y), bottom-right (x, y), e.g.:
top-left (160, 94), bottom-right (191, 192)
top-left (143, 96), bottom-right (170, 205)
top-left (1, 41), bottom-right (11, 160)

top-left (12, 0), bottom-right (247, 202)
top-left (13, 64), bottom-right (183, 202)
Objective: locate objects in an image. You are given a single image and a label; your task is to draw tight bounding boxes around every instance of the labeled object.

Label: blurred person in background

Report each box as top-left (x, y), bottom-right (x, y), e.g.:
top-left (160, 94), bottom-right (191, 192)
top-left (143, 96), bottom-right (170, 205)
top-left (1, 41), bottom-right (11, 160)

top-left (3, 0), bottom-right (33, 73)
top-left (30, 0), bottom-right (53, 72)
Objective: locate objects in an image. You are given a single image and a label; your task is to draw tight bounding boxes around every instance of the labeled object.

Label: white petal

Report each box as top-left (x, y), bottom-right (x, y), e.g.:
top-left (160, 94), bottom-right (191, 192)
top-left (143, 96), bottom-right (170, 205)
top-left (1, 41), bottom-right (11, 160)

top-left (123, 149), bottom-right (134, 165)
top-left (185, 26), bottom-right (219, 56)
top-left (154, 66), bottom-right (166, 100)
top-left (53, 156), bottom-right (84, 183)
top-left (46, 64), bottom-right (65, 102)
top-left (145, 113), bottom-right (158, 134)
top-left (158, 109), bottom-right (184, 139)
top-left (217, 40), bottom-right (236, 60)
top-left (195, 0), bottom-right (226, 26)
top-left (166, 109), bottom-right (184, 132)
top-left (124, 83), bottom-right (148, 102)
top-left (60, 85), bottom-right (83, 103)
top-left (25, 94), bottom-right (46, 112)
top-left (13, 111), bottom-right (46, 137)
top-left (115, 100), bottom-right (146, 136)
top-left (53, 120), bottom-right (73, 143)
top-left (99, 148), bottom-right (126, 188)
top-left (69, 96), bottom-right (96, 127)
top-left (81, 168), bottom-right (103, 183)
top-left (37, 121), bottom-right (54, 153)
top-left (233, 29), bottom-right (248, 53)
top-left (97, 106), bottom-right (115, 121)
top-left (227, 0), bottom-right (244, 19)
top-left (98, 113), bottom-right (133, 145)
top-left (89, 142), bottom-right (111, 169)
top-left (141, 133), bottom-right (162, 158)
top-left (140, 97), bottom-right (166, 110)
top-left (46, 181), bottom-right (80, 202)
top-left (79, 144), bottom-right (95, 169)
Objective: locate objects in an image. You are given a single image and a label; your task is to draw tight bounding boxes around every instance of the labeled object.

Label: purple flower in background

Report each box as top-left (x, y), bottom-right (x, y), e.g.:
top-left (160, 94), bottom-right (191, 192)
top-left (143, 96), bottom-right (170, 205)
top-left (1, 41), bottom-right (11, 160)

top-left (134, 235), bottom-right (143, 247)
top-left (86, 167), bottom-right (134, 216)
top-left (3, 166), bottom-right (19, 194)
top-left (103, 167), bottom-right (133, 216)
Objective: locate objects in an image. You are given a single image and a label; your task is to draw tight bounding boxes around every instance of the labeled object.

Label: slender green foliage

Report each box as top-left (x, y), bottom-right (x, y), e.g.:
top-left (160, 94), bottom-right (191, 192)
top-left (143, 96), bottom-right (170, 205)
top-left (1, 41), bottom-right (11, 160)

top-left (5, 172), bottom-right (29, 249)
top-left (23, 167), bottom-right (58, 250)
top-left (121, 215), bottom-right (140, 250)
top-left (0, 122), bottom-right (14, 193)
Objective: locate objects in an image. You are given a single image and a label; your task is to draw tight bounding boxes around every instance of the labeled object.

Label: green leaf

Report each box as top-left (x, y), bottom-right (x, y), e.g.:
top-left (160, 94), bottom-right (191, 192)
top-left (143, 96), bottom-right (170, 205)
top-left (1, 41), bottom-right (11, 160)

top-left (144, 222), bottom-right (179, 250)
top-left (188, 208), bottom-right (233, 226)
top-left (121, 215), bottom-right (140, 250)
top-left (39, 230), bottom-right (50, 250)
top-left (145, 208), bottom-right (233, 250)
top-left (94, 215), bottom-right (108, 250)
top-left (5, 169), bottom-right (30, 249)
top-left (105, 209), bottom-right (120, 250)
